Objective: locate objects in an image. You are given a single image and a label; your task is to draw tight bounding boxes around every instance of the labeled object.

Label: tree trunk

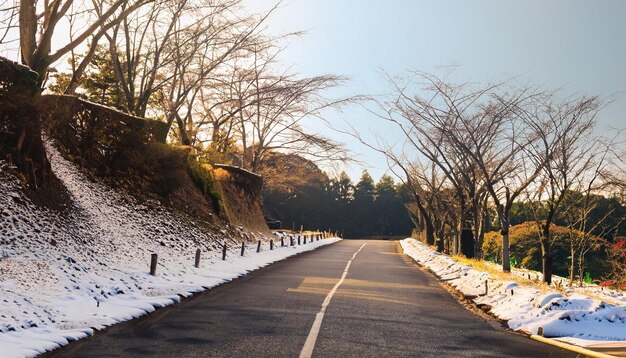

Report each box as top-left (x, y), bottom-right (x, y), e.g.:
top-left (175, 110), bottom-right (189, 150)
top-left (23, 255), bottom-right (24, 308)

top-left (501, 219), bottom-right (511, 272)
top-left (408, 189), bottom-right (435, 246)
top-left (569, 241), bottom-right (575, 287)
top-left (436, 234), bottom-right (444, 252)
top-left (65, 33), bottom-right (105, 94)
top-left (578, 250), bottom-right (586, 286)
top-left (541, 240), bottom-right (552, 284)
top-left (175, 113), bottom-right (191, 146)
top-left (421, 204), bottom-right (436, 246)
top-left (473, 210), bottom-right (483, 259)
top-left (0, 60), bottom-right (53, 193)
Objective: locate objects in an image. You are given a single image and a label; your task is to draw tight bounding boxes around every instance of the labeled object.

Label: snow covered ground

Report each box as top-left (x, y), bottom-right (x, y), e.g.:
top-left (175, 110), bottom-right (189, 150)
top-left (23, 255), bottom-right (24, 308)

top-left (400, 238), bottom-right (626, 347)
top-left (0, 144), bottom-right (339, 358)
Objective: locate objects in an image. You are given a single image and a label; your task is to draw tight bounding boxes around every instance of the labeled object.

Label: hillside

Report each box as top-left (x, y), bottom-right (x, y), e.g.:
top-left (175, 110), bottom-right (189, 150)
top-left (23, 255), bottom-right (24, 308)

top-left (0, 140), bottom-right (338, 356)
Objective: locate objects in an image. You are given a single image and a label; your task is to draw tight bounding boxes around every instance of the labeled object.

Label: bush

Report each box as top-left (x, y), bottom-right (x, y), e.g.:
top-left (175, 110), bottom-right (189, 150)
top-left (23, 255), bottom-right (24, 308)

top-left (482, 221), bottom-right (579, 276)
top-left (186, 158), bottom-right (222, 214)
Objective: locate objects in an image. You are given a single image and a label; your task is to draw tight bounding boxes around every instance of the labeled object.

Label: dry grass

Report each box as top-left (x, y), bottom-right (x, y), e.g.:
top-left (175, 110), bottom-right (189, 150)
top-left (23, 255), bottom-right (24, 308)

top-left (451, 255), bottom-right (557, 295)
top-left (452, 256), bottom-right (624, 304)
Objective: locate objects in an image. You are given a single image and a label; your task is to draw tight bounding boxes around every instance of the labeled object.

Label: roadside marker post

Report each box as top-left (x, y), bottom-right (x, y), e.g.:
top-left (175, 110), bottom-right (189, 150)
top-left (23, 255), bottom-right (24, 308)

top-left (241, 242), bottom-right (245, 256)
top-left (150, 254), bottom-right (158, 276)
top-left (270, 239), bottom-right (274, 250)
top-left (222, 244), bottom-right (227, 260)
top-left (194, 249), bottom-right (201, 268)
top-left (257, 240), bottom-right (261, 253)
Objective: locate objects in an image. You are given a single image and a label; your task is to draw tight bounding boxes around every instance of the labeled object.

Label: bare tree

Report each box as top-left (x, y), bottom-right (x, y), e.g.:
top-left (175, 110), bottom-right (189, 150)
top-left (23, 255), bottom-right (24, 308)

top-left (18, 0), bottom-right (151, 88)
top-left (406, 159), bottom-right (460, 251)
top-left (0, 0), bottom-right (19, 47)
top-left (523, 95), bottom-right (601, 283)
top-left (227, 43), bottom-right (352, 172)
top-left (377, 72), bottom-right (495, 257)
top-left (559, 136), bottom-right (624, 285)
top-left (0, 0), bottom-right (150, 190)
top-left (158, 2), bottom-right (278, 144)
top-left (362, 72), bottom-right (544, 271)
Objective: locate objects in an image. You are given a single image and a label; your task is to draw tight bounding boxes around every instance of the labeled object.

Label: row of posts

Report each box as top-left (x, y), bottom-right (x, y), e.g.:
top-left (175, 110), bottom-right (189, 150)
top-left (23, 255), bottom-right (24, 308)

top-left (149, 231), bottom-right (330, 276)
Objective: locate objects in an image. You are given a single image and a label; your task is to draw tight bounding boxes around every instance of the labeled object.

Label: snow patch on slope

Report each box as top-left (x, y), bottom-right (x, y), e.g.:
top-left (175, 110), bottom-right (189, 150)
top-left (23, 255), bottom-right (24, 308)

top-left (0, 144), bottom-right (339, 357)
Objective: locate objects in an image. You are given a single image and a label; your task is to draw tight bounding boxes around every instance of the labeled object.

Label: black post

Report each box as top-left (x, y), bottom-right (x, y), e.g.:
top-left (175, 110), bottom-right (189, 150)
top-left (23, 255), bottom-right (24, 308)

top-left (222, 244), bottom-right (227, 260)
top-left (194, 249), bottom-right (201, 268)
top-left (281, 237), bottom-right (285, 247)
top-left (298, 236), bottom-right (301, 245)
top-left (290, 236), bottom-right (294, 246)
top-left (150, 253), bottom-right (158, 276)
top-left (241, 242), bottom-right (245, 256)
top-left (257, 240), bottom-right (261, 252)
top-left (270, 239), bottom-right (274, 250)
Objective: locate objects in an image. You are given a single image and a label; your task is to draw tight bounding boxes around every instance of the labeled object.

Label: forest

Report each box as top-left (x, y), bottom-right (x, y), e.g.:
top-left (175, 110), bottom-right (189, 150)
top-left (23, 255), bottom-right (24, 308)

top-left (0, 0), bottom-right (625, 288)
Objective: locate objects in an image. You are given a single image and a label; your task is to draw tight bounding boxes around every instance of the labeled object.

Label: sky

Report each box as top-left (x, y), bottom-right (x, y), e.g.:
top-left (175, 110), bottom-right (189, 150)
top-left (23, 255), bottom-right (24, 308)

top-left (244, 0), bottom-right (626, 182)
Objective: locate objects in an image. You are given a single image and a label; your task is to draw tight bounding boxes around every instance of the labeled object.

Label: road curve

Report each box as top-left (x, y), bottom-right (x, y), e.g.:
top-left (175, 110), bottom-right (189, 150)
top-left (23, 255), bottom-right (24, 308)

top-left (47, 240), bottom-right (574, 357)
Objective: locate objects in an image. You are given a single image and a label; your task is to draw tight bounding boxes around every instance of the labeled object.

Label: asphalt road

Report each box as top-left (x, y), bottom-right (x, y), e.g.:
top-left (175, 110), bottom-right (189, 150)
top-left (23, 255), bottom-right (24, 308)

top-left (48, 240), bottom-right (575, 357)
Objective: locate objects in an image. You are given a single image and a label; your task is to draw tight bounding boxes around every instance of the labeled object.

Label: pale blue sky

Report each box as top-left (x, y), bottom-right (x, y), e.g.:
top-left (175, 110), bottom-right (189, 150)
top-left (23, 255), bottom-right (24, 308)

top-left (246, 0), bottom-right (626, 182)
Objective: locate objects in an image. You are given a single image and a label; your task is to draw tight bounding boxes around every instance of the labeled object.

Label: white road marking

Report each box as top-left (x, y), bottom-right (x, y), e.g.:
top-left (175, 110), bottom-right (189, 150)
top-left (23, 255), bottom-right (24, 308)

top-left (299, 243), bottom-right (367, 358)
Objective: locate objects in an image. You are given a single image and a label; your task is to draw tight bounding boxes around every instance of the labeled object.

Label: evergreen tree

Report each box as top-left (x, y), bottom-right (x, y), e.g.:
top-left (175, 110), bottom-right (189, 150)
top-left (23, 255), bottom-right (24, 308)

top-left (374, 175), bottom-right (412, 237)
top-left (354, 170), bottom-right (375, 202)
top-left (349, 170), bottom-right (376, 236)
top-left (50, 46), bottom-right (134, 112)
top-left (329, 171), bottom-right (354, 205)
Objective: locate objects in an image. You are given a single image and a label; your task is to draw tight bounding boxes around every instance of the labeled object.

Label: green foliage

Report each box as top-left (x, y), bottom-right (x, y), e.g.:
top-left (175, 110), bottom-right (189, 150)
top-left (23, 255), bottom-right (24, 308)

top-left (49, 46), bottom-right (128, 111)
top-left (482, 221), bottom-right (579, 276)
top-left (584, 272), bottom-right (593, 284)
top-left (510, 201), bottom-right (538, 226)
top-left (186, 159), bottom-right (222, 213)
top-left (354, 170), bottom-right (375, 202)
top-left (556, 191), bottom-right (626, 241)
top-left (196, 144), bottom-right (236, 166)
top-left (329, 171), bottom-right (354, 204)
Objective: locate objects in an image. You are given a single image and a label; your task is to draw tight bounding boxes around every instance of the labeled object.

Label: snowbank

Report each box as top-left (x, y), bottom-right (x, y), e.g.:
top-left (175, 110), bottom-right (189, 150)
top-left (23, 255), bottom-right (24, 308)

top-left (0, 145), bottom-right (339, 358)
top-left (400, 238), bottom-right (626, 345)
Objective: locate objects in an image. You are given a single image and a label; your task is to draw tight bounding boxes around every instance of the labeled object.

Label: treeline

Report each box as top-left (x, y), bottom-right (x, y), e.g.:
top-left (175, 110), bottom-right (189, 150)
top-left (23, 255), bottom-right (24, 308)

top-left (360, 72), bottom-right (626, 286)
top-left (260, 153), bottom-right (412, 239)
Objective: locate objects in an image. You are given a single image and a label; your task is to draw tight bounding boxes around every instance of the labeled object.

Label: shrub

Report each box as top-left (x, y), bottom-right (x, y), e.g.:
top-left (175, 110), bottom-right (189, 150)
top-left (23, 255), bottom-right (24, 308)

top-left (186, 158), bottom-right (222, 214)
top-left (482, 221), bottom-right (580, 276)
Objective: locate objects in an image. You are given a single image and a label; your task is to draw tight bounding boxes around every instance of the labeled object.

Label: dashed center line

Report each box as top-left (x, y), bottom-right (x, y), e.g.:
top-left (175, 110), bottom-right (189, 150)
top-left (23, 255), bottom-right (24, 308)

top-left (299, 243), bottom-right (367, 358)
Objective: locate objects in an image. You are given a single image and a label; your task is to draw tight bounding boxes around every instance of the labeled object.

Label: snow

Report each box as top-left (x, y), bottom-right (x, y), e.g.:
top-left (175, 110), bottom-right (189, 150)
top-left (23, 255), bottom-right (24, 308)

top-left (401, 238), bottom-right (626, 345)
top-left (0, 145), bottom-right (339, 358)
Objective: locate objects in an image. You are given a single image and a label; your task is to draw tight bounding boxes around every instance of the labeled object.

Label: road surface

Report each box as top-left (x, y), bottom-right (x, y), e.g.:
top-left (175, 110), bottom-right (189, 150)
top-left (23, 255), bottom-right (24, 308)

top-left (48, 240), bottom-right (574, 357)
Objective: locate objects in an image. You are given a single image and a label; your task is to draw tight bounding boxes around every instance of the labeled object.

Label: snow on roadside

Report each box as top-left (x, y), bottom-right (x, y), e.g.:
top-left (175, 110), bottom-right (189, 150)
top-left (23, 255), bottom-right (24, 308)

top-left (400, 238), bottom-right (626, 345)
top-left (0, 146), bottom-right (339, 358)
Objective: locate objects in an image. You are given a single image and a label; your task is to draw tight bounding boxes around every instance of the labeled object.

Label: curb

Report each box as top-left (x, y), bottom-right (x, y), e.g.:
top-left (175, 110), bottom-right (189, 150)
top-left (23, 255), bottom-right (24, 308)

top-left (530, 334), bottom-right (617, 358)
